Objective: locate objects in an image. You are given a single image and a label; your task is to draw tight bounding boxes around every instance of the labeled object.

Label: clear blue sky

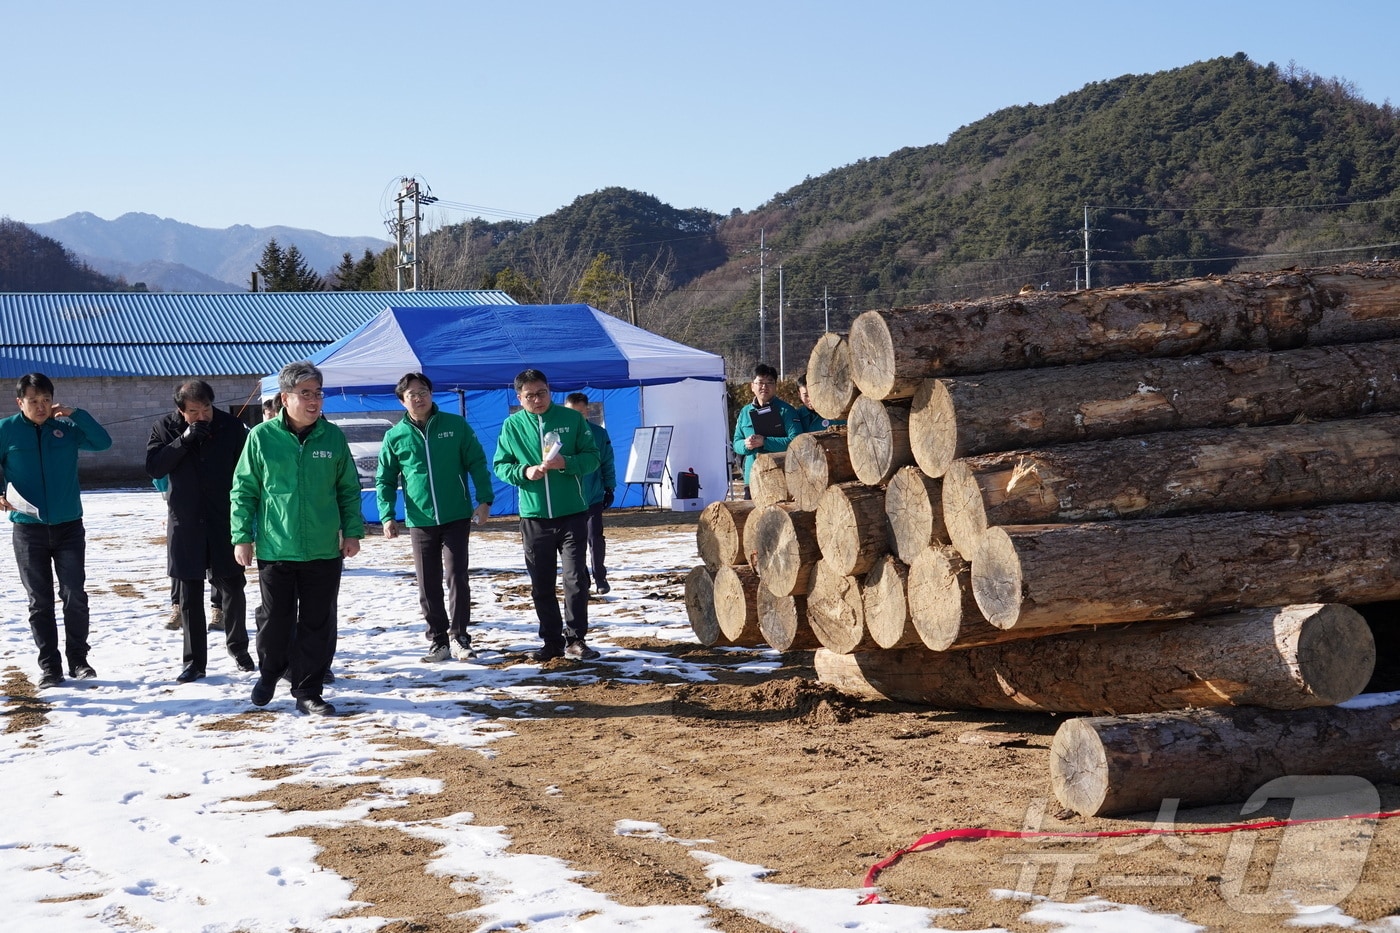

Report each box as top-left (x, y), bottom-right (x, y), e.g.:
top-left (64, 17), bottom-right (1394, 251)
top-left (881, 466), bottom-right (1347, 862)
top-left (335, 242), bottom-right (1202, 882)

top-left (4, 0), bottom-right (1397, 239)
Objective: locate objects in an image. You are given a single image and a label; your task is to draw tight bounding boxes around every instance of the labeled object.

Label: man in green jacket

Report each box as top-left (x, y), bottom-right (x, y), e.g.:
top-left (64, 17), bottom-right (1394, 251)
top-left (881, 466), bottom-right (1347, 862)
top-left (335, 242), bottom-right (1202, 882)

top-left (563, 392), bottom-right (616, 594)
top-left (231, 361), bottom-right (364, 716)
top-left (492, 369), bottom-right (602, 662)
top-left (376, 372), bottom-right (494, 663)
top-left (0, 372), bottom-right (112, 688)
top-left (731, 363), bottom-right (801, 497)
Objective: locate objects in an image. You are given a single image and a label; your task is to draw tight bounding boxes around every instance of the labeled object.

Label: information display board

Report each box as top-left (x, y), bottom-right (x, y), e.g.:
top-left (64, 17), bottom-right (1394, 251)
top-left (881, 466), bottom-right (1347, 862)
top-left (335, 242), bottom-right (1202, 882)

top-left (623, 425), bottom-right (674, 485)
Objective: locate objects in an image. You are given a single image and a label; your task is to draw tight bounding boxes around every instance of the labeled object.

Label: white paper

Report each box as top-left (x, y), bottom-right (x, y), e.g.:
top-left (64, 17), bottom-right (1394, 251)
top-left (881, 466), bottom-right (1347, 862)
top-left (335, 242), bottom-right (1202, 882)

top-left (5, 482), bottom-right (39, 518)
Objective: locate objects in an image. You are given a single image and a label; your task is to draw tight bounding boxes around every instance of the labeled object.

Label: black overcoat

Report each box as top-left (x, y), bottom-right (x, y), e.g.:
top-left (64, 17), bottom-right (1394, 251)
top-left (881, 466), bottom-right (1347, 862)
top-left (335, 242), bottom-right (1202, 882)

top-left (146, 408), bottom-right (248, 580)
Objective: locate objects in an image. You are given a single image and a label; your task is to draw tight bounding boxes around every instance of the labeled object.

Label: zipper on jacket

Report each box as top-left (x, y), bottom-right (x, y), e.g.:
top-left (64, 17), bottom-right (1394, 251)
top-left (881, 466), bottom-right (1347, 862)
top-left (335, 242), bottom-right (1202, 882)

top-left (412, 413), bottom-right (440, 522)
top-left (535, 413), bottom-right (553, 518)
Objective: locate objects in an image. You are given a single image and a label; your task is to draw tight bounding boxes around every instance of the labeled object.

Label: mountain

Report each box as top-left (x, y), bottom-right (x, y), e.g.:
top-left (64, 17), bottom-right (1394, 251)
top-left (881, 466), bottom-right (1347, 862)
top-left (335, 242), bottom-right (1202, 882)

top-left (30, 212), bottom-right (389, 291)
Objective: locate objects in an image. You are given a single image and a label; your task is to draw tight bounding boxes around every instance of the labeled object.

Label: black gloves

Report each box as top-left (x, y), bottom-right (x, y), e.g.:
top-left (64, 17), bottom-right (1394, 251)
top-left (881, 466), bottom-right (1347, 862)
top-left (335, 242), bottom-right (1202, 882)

top-left (182, 420), bottom-right (212, 444)
top-left (601, 489), bottom-right (614, 509)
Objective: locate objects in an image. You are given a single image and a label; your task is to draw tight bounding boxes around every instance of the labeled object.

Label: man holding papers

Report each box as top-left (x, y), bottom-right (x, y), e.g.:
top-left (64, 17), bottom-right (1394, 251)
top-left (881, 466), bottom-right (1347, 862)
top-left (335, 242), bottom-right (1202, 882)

top-left (731, 363), bottom-right (801, 498)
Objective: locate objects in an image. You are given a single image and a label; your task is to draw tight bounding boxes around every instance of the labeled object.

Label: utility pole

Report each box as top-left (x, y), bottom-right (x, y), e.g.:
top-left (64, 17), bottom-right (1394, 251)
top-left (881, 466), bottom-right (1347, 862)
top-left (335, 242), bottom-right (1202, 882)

top-left (758, 228), bottom-right (767, 362)
top-left (388, 177), bottom-right (438, 291)
top-left (823, 287), bottom-right (830, 332)
top-left (1082, 205), bottom-right (1092, 290)
top-left (777, 264), bottom-right (785, 378)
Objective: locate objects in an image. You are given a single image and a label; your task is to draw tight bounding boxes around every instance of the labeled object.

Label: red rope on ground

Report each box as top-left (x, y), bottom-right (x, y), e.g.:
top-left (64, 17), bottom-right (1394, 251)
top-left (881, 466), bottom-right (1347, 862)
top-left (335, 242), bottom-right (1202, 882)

top-left (858, 808), bottom-right (1400, 905)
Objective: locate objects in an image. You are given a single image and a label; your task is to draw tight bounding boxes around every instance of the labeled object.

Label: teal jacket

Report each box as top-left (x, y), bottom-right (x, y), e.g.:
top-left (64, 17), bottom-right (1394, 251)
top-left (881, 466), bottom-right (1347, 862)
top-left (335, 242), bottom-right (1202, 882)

top-left (0, 408), bottom-right (112, 525)
top-left (580, 421), bottom-right (616, 506)
top-left (230, 415), bottom-right (364, 561)
top-left (796, 405), bottom-right (846, 433)
top-left (731, 397), bottom-right (801, 484)
top-left (493, 403), bottom-right (601, 519)
top-left (375, 406), bottom-right (494, 527)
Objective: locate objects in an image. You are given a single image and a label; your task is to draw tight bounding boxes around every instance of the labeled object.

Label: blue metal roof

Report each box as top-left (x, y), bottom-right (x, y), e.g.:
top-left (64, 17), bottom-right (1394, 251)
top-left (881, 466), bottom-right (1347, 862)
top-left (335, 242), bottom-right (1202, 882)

top-left (0, 290), bottom-right (516, 378)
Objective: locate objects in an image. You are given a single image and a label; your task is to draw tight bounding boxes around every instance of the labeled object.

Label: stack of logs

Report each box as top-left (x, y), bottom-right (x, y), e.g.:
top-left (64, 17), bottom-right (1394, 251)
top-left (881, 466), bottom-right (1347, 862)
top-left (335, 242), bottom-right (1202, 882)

top-left (685, 260), bottom-right (1400, 817)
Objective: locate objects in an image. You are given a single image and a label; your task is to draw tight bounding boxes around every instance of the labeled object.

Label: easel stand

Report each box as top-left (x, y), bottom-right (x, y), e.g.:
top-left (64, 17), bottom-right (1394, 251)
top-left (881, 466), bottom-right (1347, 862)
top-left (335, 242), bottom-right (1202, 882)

top-left (623, 425), bottom-right (674, 512)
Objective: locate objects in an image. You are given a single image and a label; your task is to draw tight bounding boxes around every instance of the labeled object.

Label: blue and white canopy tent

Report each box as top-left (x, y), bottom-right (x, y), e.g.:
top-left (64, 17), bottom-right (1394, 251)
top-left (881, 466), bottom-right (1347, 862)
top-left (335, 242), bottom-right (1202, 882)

top-left (260, 304), bottom-right (728, 516)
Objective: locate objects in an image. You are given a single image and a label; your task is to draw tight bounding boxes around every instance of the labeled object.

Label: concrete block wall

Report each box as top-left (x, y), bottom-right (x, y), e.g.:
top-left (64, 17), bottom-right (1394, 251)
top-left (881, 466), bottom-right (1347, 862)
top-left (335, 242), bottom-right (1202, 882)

top-left (29, 374), bottom-right (266, 486)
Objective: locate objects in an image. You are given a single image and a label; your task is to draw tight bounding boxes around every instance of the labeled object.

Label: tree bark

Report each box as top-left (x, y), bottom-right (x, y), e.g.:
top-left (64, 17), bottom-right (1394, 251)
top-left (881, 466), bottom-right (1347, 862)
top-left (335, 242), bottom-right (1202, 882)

top-left (906, 545), bottom-right (1008, 651)
top-left (744, 503), bottom-right (821, 597)
top-left (885, 465), bottom-right (948, 564)
top-left (758, 586), bottom-right (821, 652)
top-left (942, 414), bottom-right (1400, 560)
top-left (1051, 699), bottom-right (1400, 817)
top-left (816, 603), bottom-right (1374, 715)
top-left (908, 338), bottom-right (1400, 478)
top-left (712, 564), bottom-right (767, 646)
top-left (805, 331), bottom-right (857, 421)
top-left (684, 566), bottom-right (724, 646)
top-left (971, 502), bottom-right (1400, 633)
top-left (806, 560), bottom-right (879, 654)
top-left (862, 554), bottom-right (921, 649)
top-left (784, 428), bottom-right (856, 511)
top-left (847, 395), bottom-right (913, 485)
top-left (749, 452), bottom-right (789, 508)
top-left (816, 481), bottom-right (889, 577)
top-left (850, 261), bottom-right (1400, 400)
top-left (697, 499), bottom-right (757, 571)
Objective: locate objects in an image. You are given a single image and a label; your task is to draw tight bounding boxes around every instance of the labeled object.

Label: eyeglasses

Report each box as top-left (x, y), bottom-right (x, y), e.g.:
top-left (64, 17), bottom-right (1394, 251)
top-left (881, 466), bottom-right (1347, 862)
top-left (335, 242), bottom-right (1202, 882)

top-left (519, 391), bottom-right (549, 400)
top-left (290, 389), bottom-right (324, 400)
top-left (404, 390), bottom-right (432, 400)
top-left (752, 380), bottom-right (776, 388)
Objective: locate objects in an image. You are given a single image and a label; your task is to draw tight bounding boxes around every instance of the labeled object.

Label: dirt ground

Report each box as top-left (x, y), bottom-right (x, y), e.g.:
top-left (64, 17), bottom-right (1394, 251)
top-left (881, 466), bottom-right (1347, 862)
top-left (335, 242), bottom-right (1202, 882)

top-left (11, 509), bottom-right (1400, 931)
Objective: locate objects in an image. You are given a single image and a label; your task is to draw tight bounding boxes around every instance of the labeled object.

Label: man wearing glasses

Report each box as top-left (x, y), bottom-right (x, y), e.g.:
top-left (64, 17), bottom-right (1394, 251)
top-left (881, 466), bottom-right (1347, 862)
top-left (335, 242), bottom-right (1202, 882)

top-left (375, 372), bottom-right (493, 664)
top-left (731, 363), bottom-right (801, 498)
top-left (492, 369), bottom-right (603, 662)
top-left (231, 361), bottom-right (364, 716)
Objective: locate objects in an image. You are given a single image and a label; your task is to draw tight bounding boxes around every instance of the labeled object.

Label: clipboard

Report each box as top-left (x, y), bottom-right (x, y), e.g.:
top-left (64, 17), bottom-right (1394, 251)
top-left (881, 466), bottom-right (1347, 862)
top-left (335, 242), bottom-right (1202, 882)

top-left (749, 405), bottom-right (786, 438)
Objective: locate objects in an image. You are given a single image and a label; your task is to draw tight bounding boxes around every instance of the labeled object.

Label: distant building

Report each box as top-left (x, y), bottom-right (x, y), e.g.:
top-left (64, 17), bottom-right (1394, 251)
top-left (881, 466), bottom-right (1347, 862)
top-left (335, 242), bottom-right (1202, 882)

top-left (0, 291), bottom-right (515, 482)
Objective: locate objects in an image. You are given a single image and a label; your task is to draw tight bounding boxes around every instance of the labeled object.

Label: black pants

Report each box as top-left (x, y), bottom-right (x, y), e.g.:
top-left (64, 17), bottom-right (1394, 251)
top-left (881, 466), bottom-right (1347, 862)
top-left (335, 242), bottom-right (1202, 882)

top-left (409, 517), bottom-right (473, 644)
top-left (255, 558), bottom-right (341, 699)
top-left (176, 572), bottom-right (248, 669)
top-left (12, 519), bottom-right (89, 675)
top-left (582, 501), bottom-right (607, 586)
top-left (520, 512), bottom-right (589, 650)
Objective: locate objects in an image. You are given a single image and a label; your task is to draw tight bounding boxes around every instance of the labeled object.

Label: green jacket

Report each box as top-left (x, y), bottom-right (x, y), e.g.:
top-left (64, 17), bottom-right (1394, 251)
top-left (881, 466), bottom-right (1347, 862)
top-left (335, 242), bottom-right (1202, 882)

top-left (493, 403), bottom-right (601, 519)
top-left (579, 421), bottom-right (616, 506)
top-left (230, 415), bottom-right (364, 561)
top-left (731, 397), bottom-right (801, 484)
top-left (375, 406), bottom-right (494, 527)
top-left (0, 408), bottom-right (111, 525)
top-left (796, 405), bottom-right (846, 434)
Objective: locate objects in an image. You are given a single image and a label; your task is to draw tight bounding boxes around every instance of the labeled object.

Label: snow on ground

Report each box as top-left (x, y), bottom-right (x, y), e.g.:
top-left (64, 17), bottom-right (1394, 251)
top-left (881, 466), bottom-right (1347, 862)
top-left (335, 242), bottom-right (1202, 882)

top-left (0, 490), bottom-right (1368, 932)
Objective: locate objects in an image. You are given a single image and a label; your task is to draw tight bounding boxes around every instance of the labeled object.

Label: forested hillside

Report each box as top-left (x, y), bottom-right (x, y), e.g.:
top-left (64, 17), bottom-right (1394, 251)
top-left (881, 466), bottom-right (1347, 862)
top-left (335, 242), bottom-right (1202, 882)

top-left (0, 219), bottom-right (138, 292)
top-left (415, 54), bottom-right (1400, 371)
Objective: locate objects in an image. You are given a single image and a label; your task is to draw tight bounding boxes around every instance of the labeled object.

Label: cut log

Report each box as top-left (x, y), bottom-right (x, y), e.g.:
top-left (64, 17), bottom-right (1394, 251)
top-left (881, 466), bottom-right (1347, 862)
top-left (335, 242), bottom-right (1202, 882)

top-left (908, 338), bottom-right (1400, 478)
top-left (862, 554), bottom-right (920, 649)
top-left (749, 452), bottom-right (789, 507)
top-left (684, 566), bottom-right (724, 646)
top-left (884, 466), bottom-right (947, 564)
top-left (942, 414), bottom-right (1400, 560)
top-left (850, 261), bottom-right (1400, 400)
top-left (847, 395), bottom-right (913, 485)
top-left (697, 499), bottom-right (757, 571)
top-left (805, 332), bottom-right (857, 421)
top-left (906, 545), bottom-right (1007, 651)
top-left (971, 501), bottom-right (1400, 633)
top-left (806, 560), bottom-right (879, 654)
top-left (816, 481), bottom-right (889, 577)
top-left (744, 503), bottom-right (821, 597)
top-left (1051, 698), bottom-right (1400, 817)
top-left (816, 603), bottom-right (1374, 715)
top-left (757, 586), bottom-right (821, 652)
top-left (712, 564), bottom-right (767, 646)
top-left (784, 428), bottom-right (856, 511)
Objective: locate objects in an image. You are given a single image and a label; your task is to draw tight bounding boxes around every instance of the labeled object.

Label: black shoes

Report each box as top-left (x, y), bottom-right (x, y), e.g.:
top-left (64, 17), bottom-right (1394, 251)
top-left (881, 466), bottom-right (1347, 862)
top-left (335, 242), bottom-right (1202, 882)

top-left (38, 670), bottom-right (64, 689)
top-left (176, 664), bottom-right (205, 684)
top-left (565, 640), bottom-right (601, 661)
top-left (296, 696), bottom-right (336, 716)
top-left (69, 662), bottom-right (97, 680)
top-left (531, 645), bottom-right (565, 662)
top-left (250, 677), bottom-right (276, 707)
top-left (595, 579), bottom-right (611, 595)
top-left (232, 651), bottom-right (256, 672)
